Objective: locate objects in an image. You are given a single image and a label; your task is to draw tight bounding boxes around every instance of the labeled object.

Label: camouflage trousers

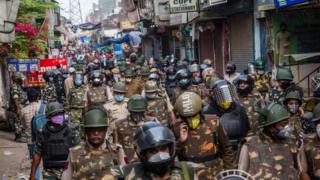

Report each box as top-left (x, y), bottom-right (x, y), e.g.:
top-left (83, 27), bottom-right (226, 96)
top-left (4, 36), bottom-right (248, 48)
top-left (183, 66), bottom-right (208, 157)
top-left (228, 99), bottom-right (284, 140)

top-left (68, 108), bottom-right (84, 143)
top-left (198, 159), bottom-right (224, 180)
top-left (43, 168), bottom-right (64, 180)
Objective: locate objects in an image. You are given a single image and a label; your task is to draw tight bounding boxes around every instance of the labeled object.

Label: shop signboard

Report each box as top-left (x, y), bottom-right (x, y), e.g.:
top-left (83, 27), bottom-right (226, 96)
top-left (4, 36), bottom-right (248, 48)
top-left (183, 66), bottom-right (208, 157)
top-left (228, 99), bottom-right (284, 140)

top-left (170, 0), bottom-right (198, 13)
top-left (274, 0), bottom-right (306, 8)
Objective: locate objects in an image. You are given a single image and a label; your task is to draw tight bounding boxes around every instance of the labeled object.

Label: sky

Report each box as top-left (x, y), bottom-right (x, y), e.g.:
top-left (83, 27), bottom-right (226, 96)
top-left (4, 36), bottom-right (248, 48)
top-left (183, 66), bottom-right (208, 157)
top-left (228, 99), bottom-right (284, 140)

top-left (57, 0), bottom-right (97, 22)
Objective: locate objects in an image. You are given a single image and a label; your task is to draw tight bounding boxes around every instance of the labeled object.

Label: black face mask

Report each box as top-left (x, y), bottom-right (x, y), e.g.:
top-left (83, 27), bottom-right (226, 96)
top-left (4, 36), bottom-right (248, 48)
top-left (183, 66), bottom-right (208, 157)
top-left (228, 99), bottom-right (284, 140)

top-left (130, 113), bottom-right (145, 122)
top-left (280, 82), bottom-right (291, 90)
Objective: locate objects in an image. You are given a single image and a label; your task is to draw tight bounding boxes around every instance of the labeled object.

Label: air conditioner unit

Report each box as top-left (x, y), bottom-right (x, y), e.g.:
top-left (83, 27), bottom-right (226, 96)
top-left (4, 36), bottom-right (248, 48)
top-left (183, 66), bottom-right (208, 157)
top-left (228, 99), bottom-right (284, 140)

top-left (208, 0), bottom-right (227, 6)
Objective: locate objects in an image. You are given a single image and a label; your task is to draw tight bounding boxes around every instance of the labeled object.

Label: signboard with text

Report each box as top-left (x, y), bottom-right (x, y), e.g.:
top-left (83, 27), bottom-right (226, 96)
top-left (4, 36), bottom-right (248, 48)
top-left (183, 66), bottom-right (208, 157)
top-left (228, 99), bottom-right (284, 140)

top-left (8, 59), bottom-right (39, 72)
top-left (274, 0), bottom-right (306, 8)
top-left (170, 0), bottom-right (198, 13)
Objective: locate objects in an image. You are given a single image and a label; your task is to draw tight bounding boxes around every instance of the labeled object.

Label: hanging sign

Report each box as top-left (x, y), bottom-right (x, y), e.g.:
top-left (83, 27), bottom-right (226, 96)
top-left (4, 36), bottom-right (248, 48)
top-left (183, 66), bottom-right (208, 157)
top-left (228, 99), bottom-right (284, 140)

top-left (274, 0), bottom-right (306, 8)
top-left (170, 0), bottom-right (198, 13)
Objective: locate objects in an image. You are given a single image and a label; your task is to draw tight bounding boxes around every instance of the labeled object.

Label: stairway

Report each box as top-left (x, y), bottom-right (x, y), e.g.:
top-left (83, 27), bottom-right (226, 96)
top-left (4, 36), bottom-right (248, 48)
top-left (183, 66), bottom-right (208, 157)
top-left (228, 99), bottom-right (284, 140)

top-left (297, 65), bottom-right (320, 97)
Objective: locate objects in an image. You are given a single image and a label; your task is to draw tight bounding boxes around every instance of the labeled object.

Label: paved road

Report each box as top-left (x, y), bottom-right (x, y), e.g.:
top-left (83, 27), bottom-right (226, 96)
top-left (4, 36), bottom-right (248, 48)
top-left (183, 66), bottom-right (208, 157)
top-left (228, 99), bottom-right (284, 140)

top-left (0, 131), bottom-right (30, 179)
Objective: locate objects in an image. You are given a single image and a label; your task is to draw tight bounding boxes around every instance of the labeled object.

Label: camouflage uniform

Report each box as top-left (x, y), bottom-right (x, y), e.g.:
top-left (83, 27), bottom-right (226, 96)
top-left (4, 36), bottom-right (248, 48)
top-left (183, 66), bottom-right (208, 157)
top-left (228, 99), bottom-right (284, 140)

top-left (42, 83), bottom-right (57, 104)
top-left (268, 86), bottom-right (285, 104)
top-left (251, 73), bottom-right (272, 96)
top-left (67, 85), bottom-right (87, 125)
top-left (239, 134), bottom-right (301, 179)
top-left (115, 116), bottom-right (157, 162)
top-left (172, 84), bottom-right (208, 106)
top-left (87, 84), bottom-right (109, 106)
top-left (113, 161), bottom-right (203, 179)
top-left (173, 115), bottom-right (234, 179)
top-left (10, 82), bottom-right (28, 136)
top-left (304, 133), bottom-right (320, 179)
top-left (64, 141), bottom-right (123, 179)
top-left (125, 79), bottom-right (144, 98)
top-left (238, 92), bottom-right (260, 133)
top-left (146, 97), bottom-right (173, 127)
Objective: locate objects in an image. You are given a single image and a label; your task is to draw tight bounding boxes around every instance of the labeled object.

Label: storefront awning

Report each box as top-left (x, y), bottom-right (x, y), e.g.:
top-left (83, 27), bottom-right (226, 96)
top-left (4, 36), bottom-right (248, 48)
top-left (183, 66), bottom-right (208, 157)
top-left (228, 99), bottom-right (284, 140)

top-left (285, 52), bottom-right (320, 64)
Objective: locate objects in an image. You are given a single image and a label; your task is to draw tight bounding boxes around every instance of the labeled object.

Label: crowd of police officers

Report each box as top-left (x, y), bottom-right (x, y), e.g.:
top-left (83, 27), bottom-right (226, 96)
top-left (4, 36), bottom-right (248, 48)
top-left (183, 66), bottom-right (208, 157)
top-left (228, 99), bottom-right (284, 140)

top-left (7, 48), bottom-right (320, 180)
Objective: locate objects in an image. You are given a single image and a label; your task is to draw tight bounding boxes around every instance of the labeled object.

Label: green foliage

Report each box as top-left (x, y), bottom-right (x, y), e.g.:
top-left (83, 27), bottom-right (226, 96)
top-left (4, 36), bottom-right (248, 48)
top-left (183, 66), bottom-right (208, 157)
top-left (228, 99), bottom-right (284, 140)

top-left (18, 0), bottom-right (58, 19)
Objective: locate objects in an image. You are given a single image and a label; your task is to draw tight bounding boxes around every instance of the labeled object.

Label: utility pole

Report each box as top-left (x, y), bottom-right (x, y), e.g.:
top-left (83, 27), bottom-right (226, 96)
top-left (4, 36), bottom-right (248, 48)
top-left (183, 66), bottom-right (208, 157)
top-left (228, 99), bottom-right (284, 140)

top-left (69, 0), bottom-right (83, 25)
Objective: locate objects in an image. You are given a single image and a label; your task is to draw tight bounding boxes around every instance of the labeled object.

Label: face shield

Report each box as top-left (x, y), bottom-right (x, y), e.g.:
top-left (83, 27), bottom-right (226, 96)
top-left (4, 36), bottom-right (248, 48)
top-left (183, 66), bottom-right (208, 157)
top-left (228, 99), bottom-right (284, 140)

top-left (213, 81), bottom-right (237, 110)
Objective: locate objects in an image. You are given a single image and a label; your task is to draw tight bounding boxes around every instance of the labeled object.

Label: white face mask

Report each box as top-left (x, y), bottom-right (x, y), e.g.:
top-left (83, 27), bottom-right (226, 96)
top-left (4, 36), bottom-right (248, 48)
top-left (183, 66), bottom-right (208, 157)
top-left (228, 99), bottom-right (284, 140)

top-left (316, 124), bottom-right (320, 138)
top-left (288, 104), bottom-right (300, 114)
top-left (277, 124), bottom-right (295, 139)
top-left (148, 152), bottom-right (170, 163)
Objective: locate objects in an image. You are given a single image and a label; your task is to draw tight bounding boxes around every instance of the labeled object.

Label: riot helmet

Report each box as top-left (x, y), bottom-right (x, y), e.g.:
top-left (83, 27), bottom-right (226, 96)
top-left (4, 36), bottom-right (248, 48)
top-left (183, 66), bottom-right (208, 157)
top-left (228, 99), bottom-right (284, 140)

top-left (236, 75), bottom-right (254, 96)
top-left (283, 89), bottom-right (303, 114)
top-left (129, 53), bottom-right (138, 62)
top-left (113, 82), bottom-right (127, 102)
top-left (254, 59), bottom-right (265, 75)
top-left (134, 122), bottom-right (176, 176)
top-left (144, 81), bottom-right (159, 100)
top-left (174, 92), bottom-right (202, 117)
top-left (90, 70), bottom-right (103, 86)
top-left (276, 68), bottom-right (294, 90)
top-left (258, 103), bottom-right (290, 128)
top-left (83, 109), bottom-right (108, 128)
top-left (43, 70), bottom-right (55, 83)
top-left (127, 95), bottom-right (148, 122)
top-left (247, 63), bottom-right (256, 75)
top-left (226, 63), bottom-right (236, 75)
top-left (212, 80), bottom-right (238, 110)
top-left (176, 68), bottom-right (191, 89)
top-left (46, 101), bottom-right (64, 118)
top-left (148, 73), bottom-right (160, 82)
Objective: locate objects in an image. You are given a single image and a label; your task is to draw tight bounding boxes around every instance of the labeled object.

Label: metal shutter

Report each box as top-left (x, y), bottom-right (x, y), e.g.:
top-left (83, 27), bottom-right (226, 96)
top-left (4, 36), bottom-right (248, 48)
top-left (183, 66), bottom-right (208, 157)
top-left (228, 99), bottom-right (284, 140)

top-left (229, 13), bottom-right (254, 73)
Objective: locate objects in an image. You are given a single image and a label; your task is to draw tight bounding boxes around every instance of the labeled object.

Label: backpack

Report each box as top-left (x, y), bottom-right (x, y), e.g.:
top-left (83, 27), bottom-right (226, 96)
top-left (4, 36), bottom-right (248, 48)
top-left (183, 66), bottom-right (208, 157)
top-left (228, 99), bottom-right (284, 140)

top-left (31, 103), bottom-right (47, 142)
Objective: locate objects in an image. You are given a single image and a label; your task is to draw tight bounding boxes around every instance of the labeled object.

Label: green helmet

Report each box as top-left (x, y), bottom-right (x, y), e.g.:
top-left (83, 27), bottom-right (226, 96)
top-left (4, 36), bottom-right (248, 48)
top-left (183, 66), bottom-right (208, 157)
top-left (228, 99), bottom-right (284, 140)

top-left (258, 103), bottom-right (290, 128)
top-left (141, 67), bottom-right (150, 76)
top-left (174, 92), bottom-right (202, 117)
top-left (144, 81), bottom-right (158, 93)
top-left (276, 68), bottom-right (294, 81)
top-left (113, 81), bottom-right (128, 93)
top-left (12, 72), bottom-right (23, 82)
top-left (127, 95), bottom-right (148, 112)
top-left (83, 109), bottom-right (108, 128)
top-left (254, 59), bottom-right (265, 70)
top-left (124, 69), bottom-right (134, 77)
top-left (119, 65), bottom-right (127, 73)
top-left (46, 101), bottom-right (64, 117)
top-left (283, 90), bottom-right (303, 105)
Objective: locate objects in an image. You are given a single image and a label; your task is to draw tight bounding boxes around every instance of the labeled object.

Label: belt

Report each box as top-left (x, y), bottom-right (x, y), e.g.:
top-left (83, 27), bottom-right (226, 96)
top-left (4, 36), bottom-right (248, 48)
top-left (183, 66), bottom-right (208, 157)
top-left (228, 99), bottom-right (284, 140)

top-left (185, 153), bottom-right (219, 163)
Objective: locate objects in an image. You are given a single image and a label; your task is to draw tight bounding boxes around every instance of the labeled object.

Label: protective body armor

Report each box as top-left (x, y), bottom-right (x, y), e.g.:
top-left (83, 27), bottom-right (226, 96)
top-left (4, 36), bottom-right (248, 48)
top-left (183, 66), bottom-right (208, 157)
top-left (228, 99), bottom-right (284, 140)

top-left (42, 83), bottom-right (57, 104)
top-left (69, 142), bottom-right (119, 179)
top-left (87, 85), bottom-right (108, 105)
top-left (42, 123), bottom-right (72, 169)
top-left (174, 115), bottom-right (224, 179)
top-left (165, 81), bottom-right (176, 100)
top-left (146, 98), bottom-right (171, 126)
top-left (245, 135), bottom-right (299, 179)
top-left (69, 86), bottom-right (86, 108)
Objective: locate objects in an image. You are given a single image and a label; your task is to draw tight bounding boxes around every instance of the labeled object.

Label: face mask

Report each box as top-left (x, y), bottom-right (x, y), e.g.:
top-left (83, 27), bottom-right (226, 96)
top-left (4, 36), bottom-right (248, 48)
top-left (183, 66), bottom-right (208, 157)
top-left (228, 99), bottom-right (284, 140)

top-left (131, 113), bottom-right (144, 122)
top-left (187, 117), bottom-right (201, 129)
top-left (146, 93), bottom-right (158, 100)
top-left (192, 77), bottom-right (202, 85)
top-left (49, 77), bottom-right (54, 82)
top-left (277, 124), bottom-right (294, 139)
top-left (316, 124), bottom-right (320, 138)
top-left (125, 78), bottom-right (132, 83)
top-left (205, 76), bottom-right (211, 82)
top-left (50, 114), bottom-right (64, 125)
top-left (288, 104), bottom-right (299, 114)
top-left (219, 101), bottom-right (232, 110)
top-left (168, 75), bottom-right (175, 81)
top-left (280, 82), bottom-right (291, 90)
top-left (92, 78), bottom-right (101, 86)
top-left (115, 95), bottom-right (124, 102)
top-left (74, 79), bottom-right (82, 86)
top-left (148, 152), bottom-right (171, 163)
top-left (257, 70), bottom-right (265, 75)
top-left (178, 79), bottom-right (190, 88)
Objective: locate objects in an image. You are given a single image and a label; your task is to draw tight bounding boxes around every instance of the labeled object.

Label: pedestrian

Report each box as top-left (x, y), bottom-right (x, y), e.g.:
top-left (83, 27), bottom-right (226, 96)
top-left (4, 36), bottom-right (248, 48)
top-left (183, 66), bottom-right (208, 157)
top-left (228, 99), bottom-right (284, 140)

top-left (62, 109), bottom-right (125, 179)
top-left (172, 92), bottom-right (234, 179)
top-left (113, 122), bottom-right (204, 179)
top-left (30, 102), bottom-right (73, 180)
top-left (238, 103), bottom-right (310, 179)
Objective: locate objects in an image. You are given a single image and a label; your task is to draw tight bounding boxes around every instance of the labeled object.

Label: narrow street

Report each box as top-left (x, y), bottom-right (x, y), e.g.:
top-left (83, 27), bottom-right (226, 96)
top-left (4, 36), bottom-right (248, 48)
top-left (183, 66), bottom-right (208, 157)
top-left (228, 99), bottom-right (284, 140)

top-left (0, 130), bottom-right (29, 179)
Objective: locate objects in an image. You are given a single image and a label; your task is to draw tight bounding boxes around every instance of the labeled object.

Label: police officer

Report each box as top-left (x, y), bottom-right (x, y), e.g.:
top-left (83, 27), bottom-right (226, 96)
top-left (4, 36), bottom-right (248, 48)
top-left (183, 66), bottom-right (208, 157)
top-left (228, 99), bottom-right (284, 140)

top-left (235, 75), bottom-right (260, 133)
top-left (53, 69), bottom-right (66, 104)
top-left (10, 72), bottom-right (28, 142)
top-left (224, 63), bottom-right (240, 84)
top-left (173, 92), bottom-right (234, 179)
top-left (124, 69), bottom-right (143, 98)
top-left (172, 69), bottom-right (206, 104)
top-left (204, 79), bottom-right (250, 154)
top-left (140, 66), bottom-right (150, 82)
top-left (42, 70), bottom-right (58, 104)
top-left (114, 122), bottom-right (203, 179)
top-left (270, 67), bottom-right (301, 103)
top-left (30, 102), bottom-right (73, 180)
top-left (164, 66), bottom-right (177, 100)
top-left (304, 104), bottom-right (320, 179)
top-left (250, 59), bottom-right (272, 96)
top-left (144, 81), bottom-right (175, 127)
top-left (115, 95), bottom-right (158, 162)
top-left (66, 72), bottom-right (87, 126)
top-left (238, 103), bottom-right (309, 180)
top-left (190, 63), bottom-right (208, 104)
top-left (62, 109), bottom-right (125, 179)
top-left (86, 70), bottom-right (109, 108)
